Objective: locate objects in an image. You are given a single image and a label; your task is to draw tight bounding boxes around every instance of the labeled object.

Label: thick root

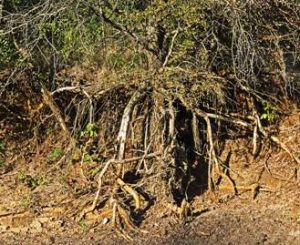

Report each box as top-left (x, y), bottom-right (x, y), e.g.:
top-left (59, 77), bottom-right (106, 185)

top-left (205, 116), bottom-right (237, 195)
top-left (117, 178), bottom-right (144, 210)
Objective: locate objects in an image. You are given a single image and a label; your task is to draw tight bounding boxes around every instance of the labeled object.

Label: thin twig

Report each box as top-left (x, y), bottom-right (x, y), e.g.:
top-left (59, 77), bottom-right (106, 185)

top-left (162, 29), bottom-right (179, 68)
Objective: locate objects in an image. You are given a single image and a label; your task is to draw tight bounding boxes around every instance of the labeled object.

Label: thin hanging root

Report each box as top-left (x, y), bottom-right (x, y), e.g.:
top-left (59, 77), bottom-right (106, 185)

top-left (77, 159), bottom-right (115, 221)
top-left (179, 199), bottom-right (189, 220)
top-left (77, 153), bottom-right (159, 221)
top-left (79, 142), bottom-right (91, 183)
top-left (214, 163), bottom-right (237, 195)
top-left (192, 112), bottom-right (201, 153)
top-left (168, 99), bottom-right (176, 144)
top-left (255, 114), bottom-right (300, 178)
top-left (111, 202), bottom-right (133, 241)
top-left (218, 183), bottom-right (265, 199)
top-left (167, 199), bottom-right (189, 220)
top-left (112, 201), bottom-right (117, 227)
top-left (205, 116), bottom-right (237, 195)
top-left (176, 95), bottom-right (298, 170)
top-left (40, 82), bottom-right (72, 139)
top-left (208, 156), bottom-right (214, 192)
top-left (252, 120), bottom-right (259, 156)
top-left (78, 90), bottom-right (147, 221)
top-left (109, 90), bottom-right (145, 231)
top-left (116, 90), bottom-right (146, 175)
top-left (117, 178), bottom-right (142, 210)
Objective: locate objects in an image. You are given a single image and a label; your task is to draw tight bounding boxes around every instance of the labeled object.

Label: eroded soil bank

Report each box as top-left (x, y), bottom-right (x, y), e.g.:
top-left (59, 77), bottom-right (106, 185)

top-left (1, 112), bottom-right (299, 245)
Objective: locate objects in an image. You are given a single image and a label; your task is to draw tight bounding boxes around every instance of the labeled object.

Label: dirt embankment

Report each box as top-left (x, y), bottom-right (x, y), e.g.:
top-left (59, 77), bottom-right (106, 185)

top-left (1, 111), bottom-right (299, 244)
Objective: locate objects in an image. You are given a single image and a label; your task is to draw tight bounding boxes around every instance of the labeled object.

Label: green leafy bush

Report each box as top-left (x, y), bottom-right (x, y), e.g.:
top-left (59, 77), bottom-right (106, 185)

top-left (48, 148), bottom-right (64, 162)
top-left (261, 102), bottom-right (279, 123)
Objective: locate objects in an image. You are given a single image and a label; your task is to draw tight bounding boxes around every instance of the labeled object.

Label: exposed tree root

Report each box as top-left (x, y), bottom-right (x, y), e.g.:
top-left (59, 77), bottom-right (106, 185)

top-left (205, 116), bottom-right (237, 195)
top-left (167, 198), bottom-right (189, 220)
top-left (78, 89), bottom-right (150, 230)
top-left (192, 112), bottom-right (201, 153)
top-left (218, 183), bottom-right (263, 200)
top-left (5, 70), bottom-right (299, 238)
top-left (252, 120), bottom-right (259, 157)
top-left (116, 178), bottom-right (144, 210)
top-left (254, 113), bottom-right (300, 180)
top-left (78, 152), bottom-right (160, 221)
top-left (71, 85), bottom-right (300, 235)
top-left (6, 82), bottom-right (300, 237)
top-left (112, 201), bottom-right (148, 240)
top-left (40, 83), bottom-right (71, 139)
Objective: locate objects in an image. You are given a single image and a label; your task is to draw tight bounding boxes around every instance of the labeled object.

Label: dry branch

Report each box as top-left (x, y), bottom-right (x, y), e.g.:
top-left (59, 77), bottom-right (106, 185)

top-left (83, 2), bottom-right (159, 59)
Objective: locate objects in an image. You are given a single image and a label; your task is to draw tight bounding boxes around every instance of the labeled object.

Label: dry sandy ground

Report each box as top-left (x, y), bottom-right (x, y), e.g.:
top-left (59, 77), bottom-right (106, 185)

top-left (0, 189), bottom-right (299, 245)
